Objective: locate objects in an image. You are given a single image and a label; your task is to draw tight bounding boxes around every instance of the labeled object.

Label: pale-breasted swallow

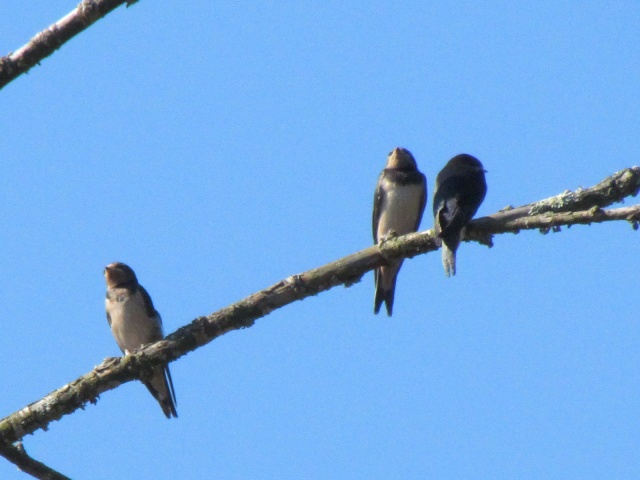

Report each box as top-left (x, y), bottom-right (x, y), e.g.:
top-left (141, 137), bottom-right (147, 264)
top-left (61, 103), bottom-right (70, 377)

top-left (372, 147), bottom-right (427, 316)
top-left (432, 154), bottom-right (487, 277)
top-left (104, 262), bottom-right (177, 418)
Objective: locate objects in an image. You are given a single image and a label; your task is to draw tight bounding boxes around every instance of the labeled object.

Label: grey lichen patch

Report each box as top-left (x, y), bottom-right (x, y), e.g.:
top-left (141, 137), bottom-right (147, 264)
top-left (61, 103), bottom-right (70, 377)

top-left (606, 168), bottom-right (640, 200)
top-left (377, 236), bottom-right (402, 261)
top-left (529, 188), bottom-right (583, 215)
top-left (624, 167), bottom-right (640, 197)
top-left (284, 274), bottom-right (306, 295)
top-left (588, 205), bottom-right (604, 215)
top-left (379, 229), bottom-right (398, 244)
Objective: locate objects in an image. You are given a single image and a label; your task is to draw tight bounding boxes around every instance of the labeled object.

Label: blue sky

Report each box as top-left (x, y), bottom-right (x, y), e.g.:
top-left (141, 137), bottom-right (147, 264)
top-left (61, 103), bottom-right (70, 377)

top-left (1, 2), bottom-right (639, 479)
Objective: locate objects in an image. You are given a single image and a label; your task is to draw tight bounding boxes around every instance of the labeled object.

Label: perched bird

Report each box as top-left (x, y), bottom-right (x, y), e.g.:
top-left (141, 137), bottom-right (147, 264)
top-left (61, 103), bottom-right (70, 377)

top-left (104, 262), bottom-right (177, 418)
top-left (372, 147), bottom-right (427, 316)
top-left (432, 154), bottom-right (487, 277)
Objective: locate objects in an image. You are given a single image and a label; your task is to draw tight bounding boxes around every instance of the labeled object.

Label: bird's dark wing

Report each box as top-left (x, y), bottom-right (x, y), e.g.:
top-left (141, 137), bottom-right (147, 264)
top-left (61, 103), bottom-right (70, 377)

top-left (414, 173), bottom-right (427, 232)
top-left (372, 171), bottom-right (387, 243)
top-left (138, 284), bottom-right (160, 321)
top-left (434, 175), bottom-right (471, 236)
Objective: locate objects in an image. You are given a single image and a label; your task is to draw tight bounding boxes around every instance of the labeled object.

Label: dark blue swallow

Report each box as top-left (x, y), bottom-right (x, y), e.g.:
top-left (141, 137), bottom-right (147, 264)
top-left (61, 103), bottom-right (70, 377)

top-left (433, 154), bottom-right (487, 277)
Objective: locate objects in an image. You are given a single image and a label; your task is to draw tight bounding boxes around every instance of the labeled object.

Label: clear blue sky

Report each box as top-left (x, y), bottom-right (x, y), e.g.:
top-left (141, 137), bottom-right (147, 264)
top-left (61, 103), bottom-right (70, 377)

top-left (1, 2), bottom-right (639, 479)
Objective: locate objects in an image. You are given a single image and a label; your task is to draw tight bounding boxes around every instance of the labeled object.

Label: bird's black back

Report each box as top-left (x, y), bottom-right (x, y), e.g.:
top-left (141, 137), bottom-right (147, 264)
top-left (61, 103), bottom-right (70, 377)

top-left (433, 154), bottom-right (487, 237)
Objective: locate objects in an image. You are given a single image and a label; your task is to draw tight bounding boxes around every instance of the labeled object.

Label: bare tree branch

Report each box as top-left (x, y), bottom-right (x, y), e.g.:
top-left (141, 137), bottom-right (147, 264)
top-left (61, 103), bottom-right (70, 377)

top-left (0, 0), bottom-right (137, 90)
top-left (466, 166), bottom-right (640, 246)
top-left (478, 166), bottom-right (640, 225)
top-left (0, 167), bottom-right (638, 447)
top-left (0, 441), bottom-right (70, 480)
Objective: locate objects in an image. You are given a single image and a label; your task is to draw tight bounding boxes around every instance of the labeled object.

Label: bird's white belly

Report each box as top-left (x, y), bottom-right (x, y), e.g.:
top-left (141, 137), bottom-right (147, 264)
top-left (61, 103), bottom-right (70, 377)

top-left (377, 183), bottom-right (423, 239)
top-left (107, 293), bottom-right (158, 354)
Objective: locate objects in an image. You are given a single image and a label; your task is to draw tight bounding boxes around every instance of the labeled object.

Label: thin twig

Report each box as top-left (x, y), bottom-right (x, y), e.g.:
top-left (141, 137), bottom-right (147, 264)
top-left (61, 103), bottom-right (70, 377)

top-left (0, 441), bottom-right (70, 480)
top-left (0, 0), bottom-right (137, 90)
top-left (0, 167), bottom-right (638, 446)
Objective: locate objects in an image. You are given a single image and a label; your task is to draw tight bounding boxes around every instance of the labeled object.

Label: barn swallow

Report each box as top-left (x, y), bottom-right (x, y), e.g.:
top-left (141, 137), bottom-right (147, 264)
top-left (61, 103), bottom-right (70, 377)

top-left (372, 147), bottom-right (427, 316)
top-left (432, 154), bottom-right (487, 277)
top-left (104, 262), bottom-right (177, 418)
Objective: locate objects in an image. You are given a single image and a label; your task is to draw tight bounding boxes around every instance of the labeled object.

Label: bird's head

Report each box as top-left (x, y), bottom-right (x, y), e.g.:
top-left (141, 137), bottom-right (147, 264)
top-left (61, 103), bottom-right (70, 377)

top-left (386, 147), bottom-right (417, 170)
top-left (104, 262), bottom-right (138, 289)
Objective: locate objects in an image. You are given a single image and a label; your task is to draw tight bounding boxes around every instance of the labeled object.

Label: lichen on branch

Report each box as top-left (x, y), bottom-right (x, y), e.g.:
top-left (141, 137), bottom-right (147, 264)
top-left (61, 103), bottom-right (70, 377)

top-left (0, 167), bottom-right (638, 448)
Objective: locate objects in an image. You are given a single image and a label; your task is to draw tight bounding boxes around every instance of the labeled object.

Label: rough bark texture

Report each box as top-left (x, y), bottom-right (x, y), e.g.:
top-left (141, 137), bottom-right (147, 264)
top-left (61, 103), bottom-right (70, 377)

top-left (0, 167), bottom-right (638, 448)
top-left (0, 0), bottom-right (137, 90)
